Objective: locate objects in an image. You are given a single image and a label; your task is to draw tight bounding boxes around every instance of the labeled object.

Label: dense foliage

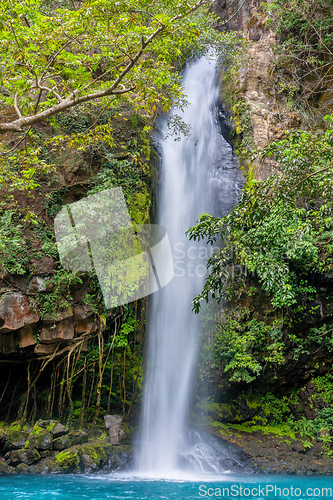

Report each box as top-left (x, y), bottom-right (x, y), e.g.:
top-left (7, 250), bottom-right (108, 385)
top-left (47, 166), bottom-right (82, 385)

top-left (188, 114), bottom-right (333, 311)
top-left (263, 0), bottom-right (333, 110)
top-left (0, 0), bottom-right (238, 192)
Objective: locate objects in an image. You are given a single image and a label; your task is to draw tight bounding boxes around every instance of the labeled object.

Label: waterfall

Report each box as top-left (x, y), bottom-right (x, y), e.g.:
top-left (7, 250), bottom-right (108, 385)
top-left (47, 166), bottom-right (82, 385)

top-left (136, 56), bottom-right (243, 476)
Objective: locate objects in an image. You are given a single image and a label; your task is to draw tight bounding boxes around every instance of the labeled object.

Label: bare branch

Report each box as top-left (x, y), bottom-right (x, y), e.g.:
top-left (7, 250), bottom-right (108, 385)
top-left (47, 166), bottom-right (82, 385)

top-left (14, 93), bottom-right (22, 118)
top-left (36, 84), bottom-right (64, 103)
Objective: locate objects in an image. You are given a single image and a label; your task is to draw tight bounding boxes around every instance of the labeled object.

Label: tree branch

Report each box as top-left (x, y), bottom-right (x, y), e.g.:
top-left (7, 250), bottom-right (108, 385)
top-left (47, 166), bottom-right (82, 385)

top-left (0, 0), bottom-right (204, 134)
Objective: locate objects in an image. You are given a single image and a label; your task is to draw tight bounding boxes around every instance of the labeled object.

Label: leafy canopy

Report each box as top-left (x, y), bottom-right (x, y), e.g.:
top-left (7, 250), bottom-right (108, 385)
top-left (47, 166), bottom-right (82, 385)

top-left (0, 0), bottom-right (208, 132)
top-left (0, 0), bottom-right (239, 191)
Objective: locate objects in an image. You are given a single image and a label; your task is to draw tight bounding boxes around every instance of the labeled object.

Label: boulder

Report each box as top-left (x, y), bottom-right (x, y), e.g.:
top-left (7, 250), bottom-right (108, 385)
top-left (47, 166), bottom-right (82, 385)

top-left (50, 422), bottom-right (69, 438)
top-left (5, 448), bottom-right (40, 466)
top-left (55, 441), bottom-right (112, 473)
top-left (0, 293), bottom-right (40, 333)
top-left (16, 463), bottom-right (30, 474)
top-left (34, 419), bottom-right (56, 429)
top-left (55, 448), bottom-right (80, 472)
top-left (0, 459), bottom-right (14, 474)
top-left (104, 415), bottom-right (127, 445)
top-left (28, 431), bottom-right (53, 451)
top-left (69, 431), bottom-right (88, 445)
top-left (31, 456), bottom-right (61, 474)
top-left (18, 326), bottom-right (36, 348)
top-left (53, 434), bottom-right (72, 451)
top-left (78, 442), bottom-right (111, 473)
top-left (4, 422), bottom-right (30, 451)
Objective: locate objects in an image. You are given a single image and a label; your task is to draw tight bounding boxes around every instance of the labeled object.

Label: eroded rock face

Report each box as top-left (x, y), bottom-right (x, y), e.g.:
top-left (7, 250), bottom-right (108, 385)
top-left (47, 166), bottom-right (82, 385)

top-left (18, 327), bottom-right (36, 348)
top-left (0, 271), bottom-right (98, 356)
top-left (34, 343), bottom-right (57, 355)
top-left (40, 318), bottom-right (74, 343)
top-left (0, 293), bottom-right (40, 333)
top-left (214, 0), bottom-right (269, 38)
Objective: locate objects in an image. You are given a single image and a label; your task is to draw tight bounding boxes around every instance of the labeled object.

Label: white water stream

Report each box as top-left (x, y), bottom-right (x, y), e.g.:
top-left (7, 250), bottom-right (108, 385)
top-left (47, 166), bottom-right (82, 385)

top-left (136, 56), bottom-right (243, 477)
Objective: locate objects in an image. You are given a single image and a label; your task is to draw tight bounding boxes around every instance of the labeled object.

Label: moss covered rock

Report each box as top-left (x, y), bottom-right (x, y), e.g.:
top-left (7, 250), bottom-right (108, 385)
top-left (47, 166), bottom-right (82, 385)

top-left (0, 460), bottom-right (14, 474)
top-left (27, 431), bottom-right (53, 451)
top-left (4, 422), bottom-right (30, 451)
top-left (53, 434), bottom-right (71, 451)
top-left (16, 463), bottom-right (30, 474)
top-left (78, 442), bottom-right (112, 473)
top-left (5, 448), bottom-right (40, 466)
top-left (50, 422), bottom-right (69, 438)
top-left (69, 431), bottom-right (88, 445)
top-left (55, 449), bottom-right (80, 472)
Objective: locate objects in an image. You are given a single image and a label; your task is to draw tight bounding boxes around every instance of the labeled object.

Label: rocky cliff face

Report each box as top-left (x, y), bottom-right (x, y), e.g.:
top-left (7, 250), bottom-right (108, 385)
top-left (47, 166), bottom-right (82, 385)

top-left (202, 1), bottom-right (333, 469)
top-left (215, 0), bottom-right (304, 179)
top-left (0, 108), bottom-right (150, 423)
top-left (0, 110), bottom-right (152, 361)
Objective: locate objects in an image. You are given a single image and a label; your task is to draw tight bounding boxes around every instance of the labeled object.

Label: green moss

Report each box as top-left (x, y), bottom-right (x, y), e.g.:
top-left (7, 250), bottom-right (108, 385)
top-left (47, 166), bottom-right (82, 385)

top-left (208, 420), bottom-right (229, 431)
top-left (46, 422), bottom-right (56, 433)
top-left (56, 449), bottom-right (80, 471)
top-left (81, 446), bottom-right (99, 462)
top-left (244, 398), bottom-right (260, 410)
top-left (226, 423), bottom-right (296, 440)
top-left (9, 423), bottom-right (21, 432)
top-left (128, 191), bottom-right (151, 224)
top-left (6, 421), bottom-right (29, 443)
top-left (30, 423), bottom-right (45, 436)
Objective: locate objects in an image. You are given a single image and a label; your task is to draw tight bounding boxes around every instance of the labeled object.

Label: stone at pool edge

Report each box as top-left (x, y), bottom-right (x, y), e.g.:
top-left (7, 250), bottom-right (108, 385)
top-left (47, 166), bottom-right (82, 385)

top-left (104, 414), bottom-right (127, 444)
top-left (52, 434), bottom-right (72, 451)
top-left (5, 448), bottom-right (40, 466)
top-left (30, 442), bottom-right (133, 474)
top-left (0, 460), bottom-right (15, 474)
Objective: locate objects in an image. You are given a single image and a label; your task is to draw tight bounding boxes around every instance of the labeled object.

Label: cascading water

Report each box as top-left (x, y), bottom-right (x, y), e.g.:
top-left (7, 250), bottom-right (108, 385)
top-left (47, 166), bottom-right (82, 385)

top-left (136, 56), bottom-right (243, 477)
